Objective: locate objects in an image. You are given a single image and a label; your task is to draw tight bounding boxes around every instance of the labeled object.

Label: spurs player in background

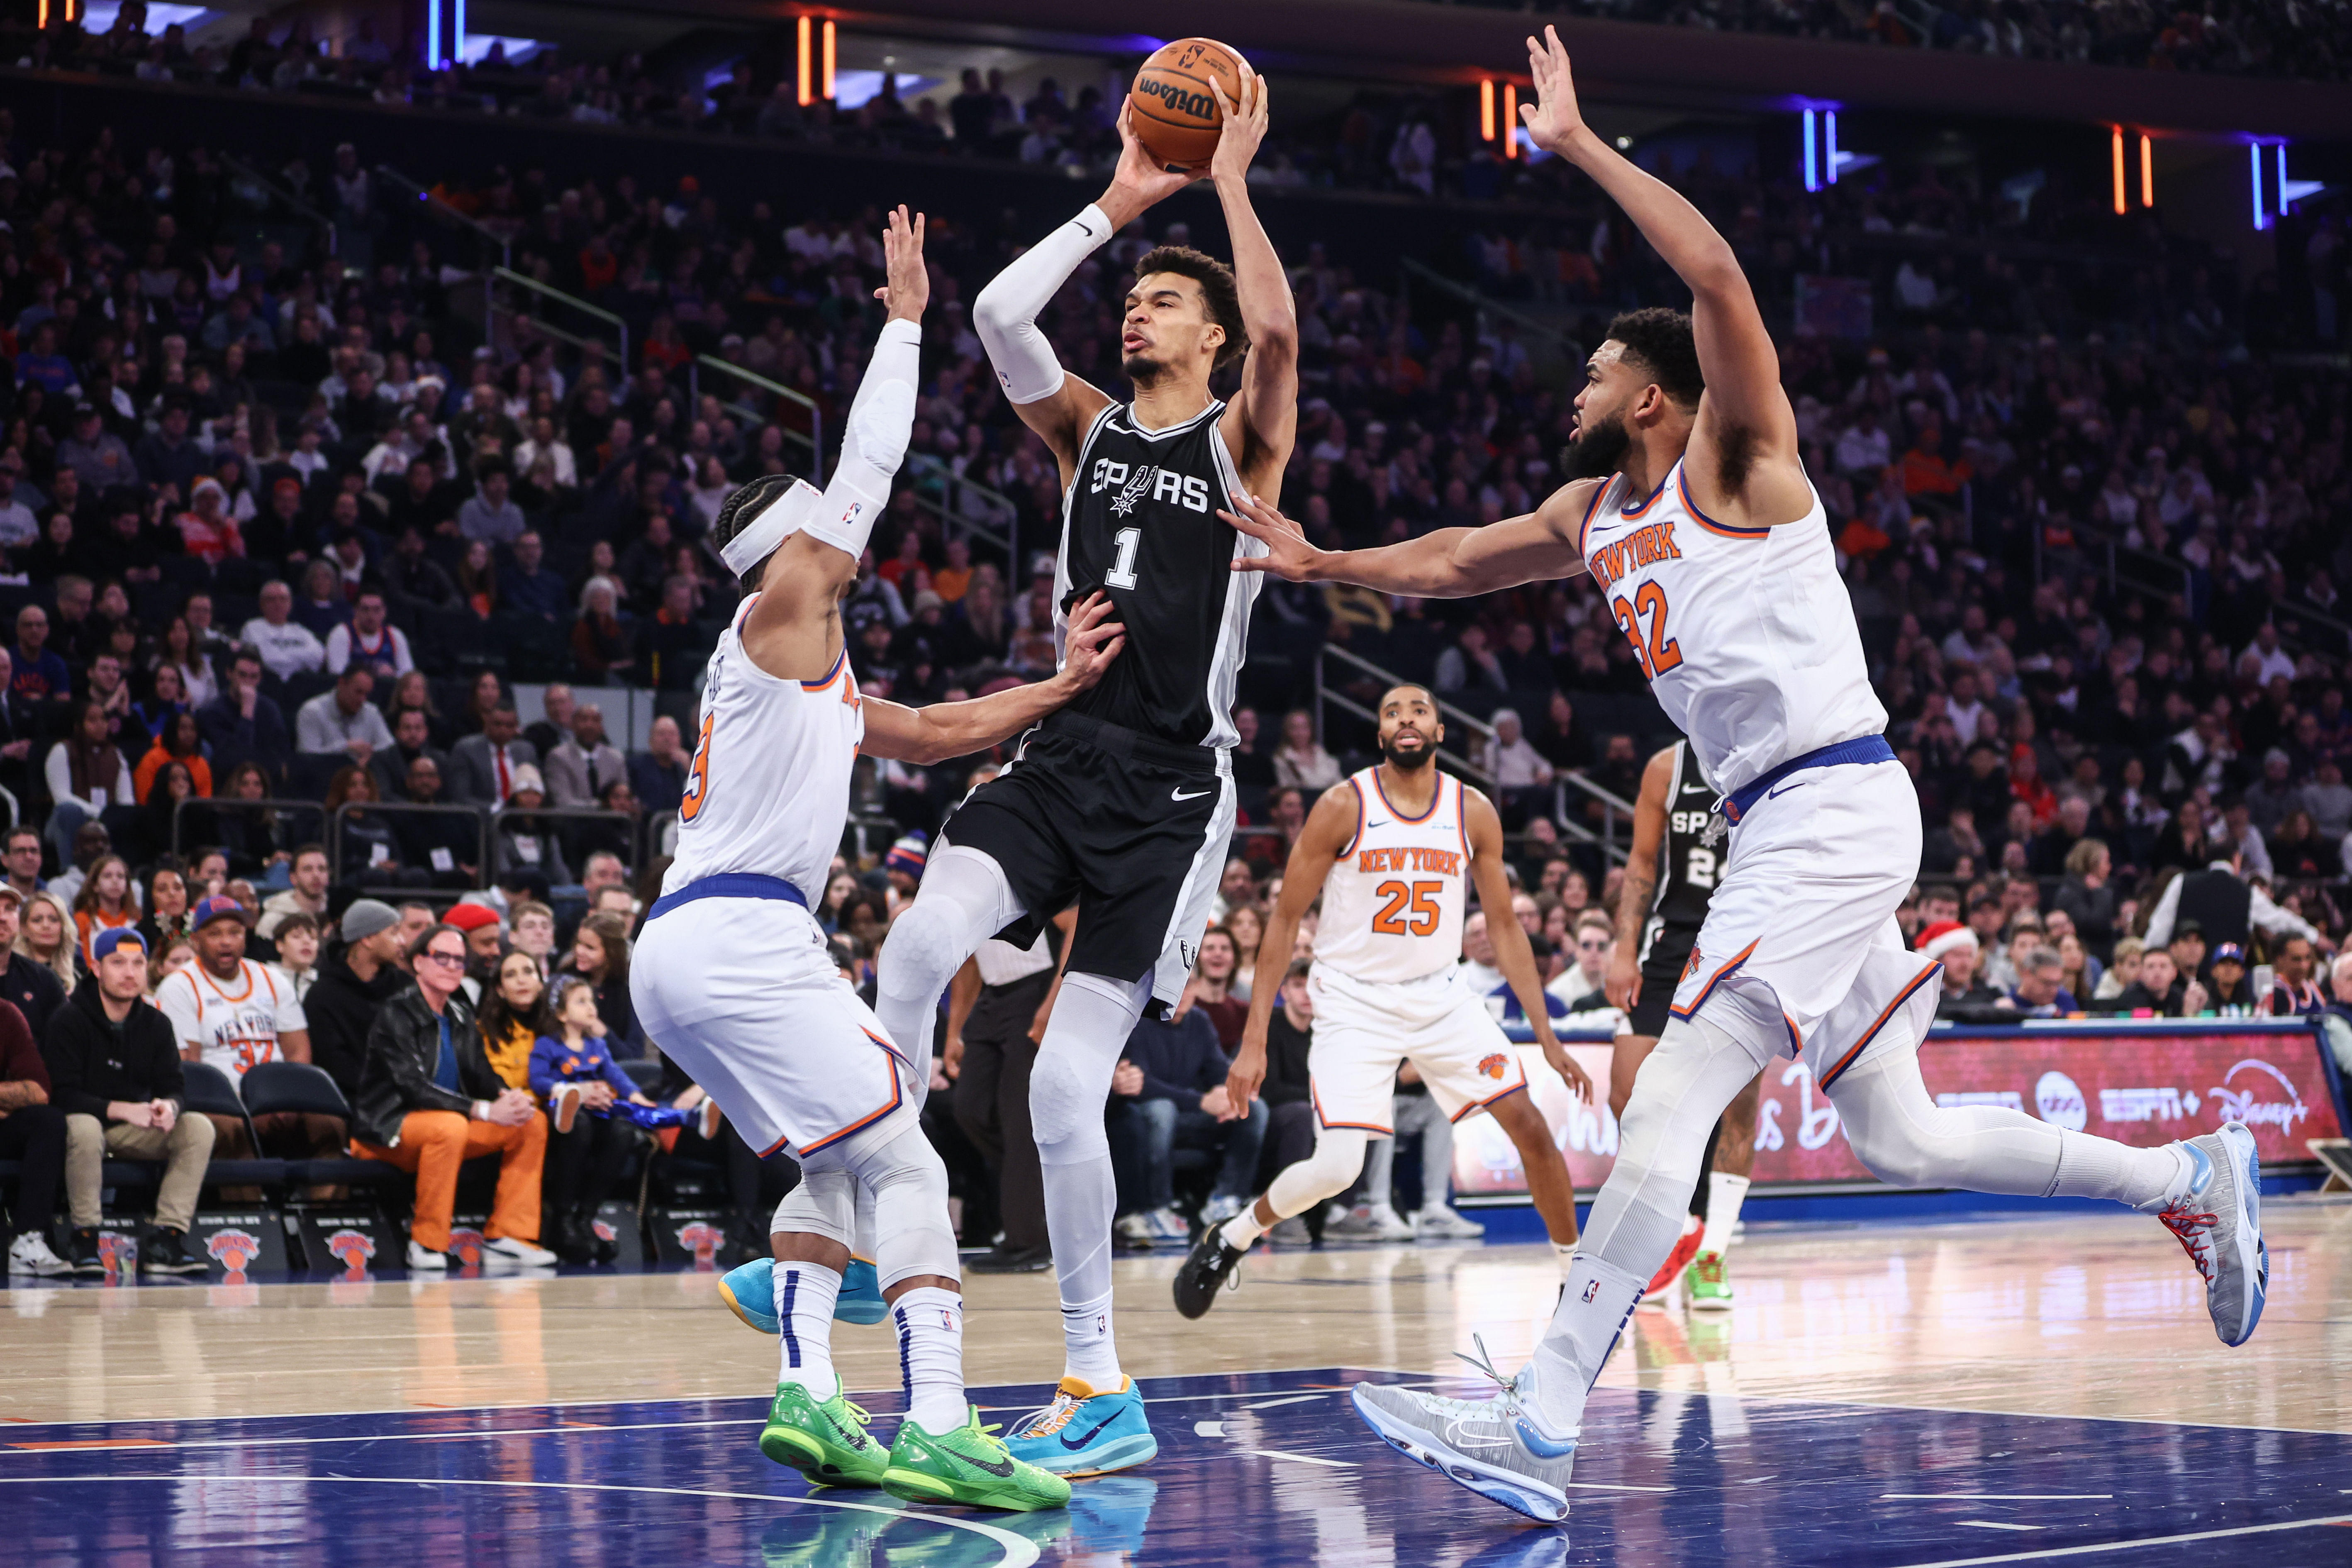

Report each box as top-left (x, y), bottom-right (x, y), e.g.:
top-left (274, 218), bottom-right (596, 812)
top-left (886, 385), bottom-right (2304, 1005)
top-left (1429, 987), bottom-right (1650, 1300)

top-left (1224, 30), bottom-right (2265, 1524)
top-left (1609, 739), bottom-right (1759, 1311)
top-left (634, 207), bottom-right (1126, 1512)
top-left (1171, 685), bottom-right (1591, 1319)
top-left (870, 70), bottom-right (1296, 1478)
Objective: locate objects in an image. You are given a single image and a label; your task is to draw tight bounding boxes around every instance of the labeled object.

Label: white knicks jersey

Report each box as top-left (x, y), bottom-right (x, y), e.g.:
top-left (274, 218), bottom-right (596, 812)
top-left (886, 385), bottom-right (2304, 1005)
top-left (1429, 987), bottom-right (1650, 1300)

top-left (1314, 767), bottom-right (1472, 985)
top-left (1578, 458), bottom-right (1885, 796)
top-left (156, 958), bottom-right (305, 1078)
top-left (661, 596), bottom-right (862, 908)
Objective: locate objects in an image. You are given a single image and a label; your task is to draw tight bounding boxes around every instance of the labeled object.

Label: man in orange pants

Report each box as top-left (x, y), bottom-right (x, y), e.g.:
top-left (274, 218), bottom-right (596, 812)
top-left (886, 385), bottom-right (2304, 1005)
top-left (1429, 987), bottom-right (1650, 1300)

top-left (351, 922), bottom-right (556, 1270)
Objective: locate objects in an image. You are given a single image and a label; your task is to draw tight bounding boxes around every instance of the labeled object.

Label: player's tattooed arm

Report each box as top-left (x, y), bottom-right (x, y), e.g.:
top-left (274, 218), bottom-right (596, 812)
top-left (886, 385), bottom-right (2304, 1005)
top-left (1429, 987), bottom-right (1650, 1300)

top-left (1227, 782), bottom-right (1355, 1109)
top-left (1606, 747), bottom-right (1675, 1012)
top-left (860, 593), bottom-right (1125, 764)
top-left (1464, 785), bottom-right (1592, 1102)
top-left (1219, 479), bottom-right (1594, 596)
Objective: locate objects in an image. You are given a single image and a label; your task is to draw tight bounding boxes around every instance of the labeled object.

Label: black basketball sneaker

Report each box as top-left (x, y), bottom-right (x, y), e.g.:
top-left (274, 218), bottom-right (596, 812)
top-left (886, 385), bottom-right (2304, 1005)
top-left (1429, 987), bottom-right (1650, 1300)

top-left (1172, 1222), bottom-right (1250, 1319)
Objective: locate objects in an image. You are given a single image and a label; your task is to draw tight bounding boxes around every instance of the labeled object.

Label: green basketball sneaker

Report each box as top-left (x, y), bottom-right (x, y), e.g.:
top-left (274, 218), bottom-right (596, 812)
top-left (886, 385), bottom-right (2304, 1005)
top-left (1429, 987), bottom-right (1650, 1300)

top-left (758, 1381), bottom-right (889, 1488)
top-left (882, 1406), bottom-right (1074, 1512)
top-left (1684, 1250), bottom-right (1735, 1311)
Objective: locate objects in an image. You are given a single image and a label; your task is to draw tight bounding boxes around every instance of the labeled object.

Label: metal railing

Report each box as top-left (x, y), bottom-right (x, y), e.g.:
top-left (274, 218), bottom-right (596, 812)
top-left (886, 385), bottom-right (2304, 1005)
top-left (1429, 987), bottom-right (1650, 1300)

top-left (904, 452), bottom-right (1019, 568)
top-left (492, 267), bottom-right (628, 380)
top-left (489, 803), bottom-right (642, 883)
top-left (376, 163), bottom-right (508, 324)
top-left (330, 800), bottom-right (490, 888)
top-left (173, 797), bottom-right (329, 861)
top-left (220, 153), bottom-right (338, 257)
top-left (692, 355), bottom-right (823, 482)
top-left (1399, 257), bottom-right (1585, 380)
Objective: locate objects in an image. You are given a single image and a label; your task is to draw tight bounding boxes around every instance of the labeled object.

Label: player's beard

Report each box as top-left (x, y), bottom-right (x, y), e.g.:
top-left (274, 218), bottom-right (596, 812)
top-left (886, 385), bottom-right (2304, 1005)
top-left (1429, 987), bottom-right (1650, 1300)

top-left (1561, 411), bottom-right (1631, 481)
top-left (1123, 349), bottom-right (1170, 386)
top-left (1382, 732), bottom-right (1436, 770)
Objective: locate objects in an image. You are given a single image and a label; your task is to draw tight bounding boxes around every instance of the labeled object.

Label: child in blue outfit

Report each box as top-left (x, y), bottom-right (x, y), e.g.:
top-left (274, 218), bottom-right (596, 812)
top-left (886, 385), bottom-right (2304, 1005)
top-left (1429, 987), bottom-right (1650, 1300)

top-left (533, 975), bottom-right (721, 1140)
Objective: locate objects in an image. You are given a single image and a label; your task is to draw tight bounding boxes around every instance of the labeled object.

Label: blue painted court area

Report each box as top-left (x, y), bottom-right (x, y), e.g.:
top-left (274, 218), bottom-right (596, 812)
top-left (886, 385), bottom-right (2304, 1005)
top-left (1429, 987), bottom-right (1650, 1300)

top-left (7, 1368), bottom-right (2352, 1566)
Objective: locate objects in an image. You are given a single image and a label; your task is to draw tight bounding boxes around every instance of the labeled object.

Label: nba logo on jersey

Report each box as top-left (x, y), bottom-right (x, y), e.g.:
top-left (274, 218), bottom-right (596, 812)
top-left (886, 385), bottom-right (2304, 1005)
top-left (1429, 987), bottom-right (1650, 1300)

top-left (1581, 1279), bottom-right (1602, 1303)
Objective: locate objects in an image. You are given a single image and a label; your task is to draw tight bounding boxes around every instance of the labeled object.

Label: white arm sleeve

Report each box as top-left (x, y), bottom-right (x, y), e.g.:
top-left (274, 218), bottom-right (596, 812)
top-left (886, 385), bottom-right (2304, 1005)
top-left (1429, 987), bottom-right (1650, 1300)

top-left (973, 205), bottom-right (1113, 406)
top-left (803, 318), bottom-right (921, 560)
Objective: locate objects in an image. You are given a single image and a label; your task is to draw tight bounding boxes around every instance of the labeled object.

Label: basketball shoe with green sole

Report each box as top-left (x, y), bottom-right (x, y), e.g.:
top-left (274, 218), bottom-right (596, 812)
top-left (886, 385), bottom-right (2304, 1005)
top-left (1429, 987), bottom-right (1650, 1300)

top-left (758, 1381), bottom-right (889, 1488)
top-left (1684, 1250), bottom-right (1734, 1311)
top-left (882, 1407), bottom-right (1074, 1511)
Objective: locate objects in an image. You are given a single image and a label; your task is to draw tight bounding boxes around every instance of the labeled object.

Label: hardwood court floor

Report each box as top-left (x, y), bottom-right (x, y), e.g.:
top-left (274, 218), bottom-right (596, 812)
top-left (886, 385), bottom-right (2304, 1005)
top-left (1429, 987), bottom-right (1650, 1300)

top-left (6, 1199), bottom-right (2347, 1434)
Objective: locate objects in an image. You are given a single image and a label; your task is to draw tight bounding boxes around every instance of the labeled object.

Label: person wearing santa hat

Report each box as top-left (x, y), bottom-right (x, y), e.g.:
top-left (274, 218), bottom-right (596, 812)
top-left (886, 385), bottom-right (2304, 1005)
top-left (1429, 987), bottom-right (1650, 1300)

top-left (1918, 922), bottom-right (1999, 1019)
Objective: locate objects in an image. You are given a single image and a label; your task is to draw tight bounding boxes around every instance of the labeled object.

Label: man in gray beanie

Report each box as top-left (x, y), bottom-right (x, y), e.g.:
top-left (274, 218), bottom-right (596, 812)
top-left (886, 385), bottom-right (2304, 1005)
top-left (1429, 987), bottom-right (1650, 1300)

top-left (303, 899), bottom-right (414, 1099)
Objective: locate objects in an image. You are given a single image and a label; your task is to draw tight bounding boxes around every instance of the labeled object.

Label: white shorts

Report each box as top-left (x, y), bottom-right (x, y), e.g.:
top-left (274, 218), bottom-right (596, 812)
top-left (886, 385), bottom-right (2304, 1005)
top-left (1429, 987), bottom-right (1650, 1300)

top-left (632, 893), bottom-right (918, 1159)
top-left (1670, 757), bottom-right (1942, 1090)
top-left (1306, 963), bottom-right (1529, 1134)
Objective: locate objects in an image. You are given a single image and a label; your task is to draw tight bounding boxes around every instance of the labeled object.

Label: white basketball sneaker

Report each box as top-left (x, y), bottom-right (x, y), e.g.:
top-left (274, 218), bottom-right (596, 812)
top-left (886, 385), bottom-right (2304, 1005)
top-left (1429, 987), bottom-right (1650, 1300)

top-left (1349, 1338), bottom-right (1577, 1523)
top-left (2141, 1121), bottom-right (2266, 1347)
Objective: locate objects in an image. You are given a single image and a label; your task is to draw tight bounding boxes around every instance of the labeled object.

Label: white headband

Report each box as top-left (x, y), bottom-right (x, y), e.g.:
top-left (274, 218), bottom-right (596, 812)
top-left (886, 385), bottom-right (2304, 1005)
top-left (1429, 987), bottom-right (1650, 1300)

top-left (719, 478), bottom-right (821, 577)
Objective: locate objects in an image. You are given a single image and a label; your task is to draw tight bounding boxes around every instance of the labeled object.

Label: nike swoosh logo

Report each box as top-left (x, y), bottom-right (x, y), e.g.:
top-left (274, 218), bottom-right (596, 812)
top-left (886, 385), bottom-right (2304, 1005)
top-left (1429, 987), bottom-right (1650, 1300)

top-left (1172, 786), bottom-right (1214, 802)
top-left (1060, 1412), bottom-right (1123, 1450)
top-left (1075, 219), bottom-right (1099, 238)
top-left (1765, 780), bottom-right (1808, 800)
top-left (958, 1447), bottom-right (1018, 1477)
top-left (1365, 820), bottom-right (1389, 829)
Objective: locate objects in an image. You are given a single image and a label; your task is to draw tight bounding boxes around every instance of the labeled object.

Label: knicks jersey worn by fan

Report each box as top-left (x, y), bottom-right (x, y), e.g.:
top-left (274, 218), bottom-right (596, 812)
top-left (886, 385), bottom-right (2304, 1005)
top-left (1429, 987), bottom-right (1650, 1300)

top-left (156, 960), bottom-right (306, 1077)
top-left (1314, 768), bottom-right (1471, 984)
top-left (663, 594), bottom-right (863, 907)
top-left (1056, 399), bottom-right (1266, 749)
top-left (636, 597), bottom-right (907, 1159)
top-left (1306, 768), bottom-right (1527, 1133)
top-left (1578, 461), bottom-right (1884, 795)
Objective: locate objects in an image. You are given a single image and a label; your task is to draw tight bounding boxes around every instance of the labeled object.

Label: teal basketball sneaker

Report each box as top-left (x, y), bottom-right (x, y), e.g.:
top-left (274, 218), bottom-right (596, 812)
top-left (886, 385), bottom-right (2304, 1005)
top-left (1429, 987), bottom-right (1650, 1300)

top-left (1002, 1376), bottom-right (1158, 1477)
top-left (718, 1256), bottom-right (888, 1333)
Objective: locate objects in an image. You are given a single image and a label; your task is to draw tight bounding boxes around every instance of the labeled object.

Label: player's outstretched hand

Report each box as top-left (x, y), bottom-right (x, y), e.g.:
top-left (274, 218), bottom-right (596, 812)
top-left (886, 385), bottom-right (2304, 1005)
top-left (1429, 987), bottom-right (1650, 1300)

top-left (1220, 489), bottom-right (1326, 582)
top-left (1208, 65), bottom-right (1270, 185)
top-left (873, 205), bottom-right (929, 324)
top-left (1520, 25), bottom-right (1587, 158)
top-left (1109, 99), bottom-right (1210, 212)
top-left (1604, 942), bottom-right (1640, 1012)
top-left (1057, 591), bottom-right (1126, 691)
top-left (1541, 1036), bottom-right (1594, 1104)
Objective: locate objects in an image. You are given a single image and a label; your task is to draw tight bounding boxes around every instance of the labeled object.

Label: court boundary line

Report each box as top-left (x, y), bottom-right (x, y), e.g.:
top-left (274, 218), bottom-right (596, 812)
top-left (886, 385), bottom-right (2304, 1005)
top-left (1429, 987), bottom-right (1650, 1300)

top-left (1891, 1509), bottom-right (2352, 1566)
top-left (0, 1472), bottom-right (1042, 1567)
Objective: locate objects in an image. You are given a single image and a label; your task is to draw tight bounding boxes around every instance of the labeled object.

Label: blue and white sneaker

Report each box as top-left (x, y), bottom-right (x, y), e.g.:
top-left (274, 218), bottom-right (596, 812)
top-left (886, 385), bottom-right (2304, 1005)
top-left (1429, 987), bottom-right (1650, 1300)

top-left (717, 1256), bottom-right (888, 1333)
top-left (1002, 1376), bottom-right (1158, 1477)
top-left (1350, 1341), bottom-right (1577, 1523)
top-left (2143, 1121), bottom-right (2267, 1347)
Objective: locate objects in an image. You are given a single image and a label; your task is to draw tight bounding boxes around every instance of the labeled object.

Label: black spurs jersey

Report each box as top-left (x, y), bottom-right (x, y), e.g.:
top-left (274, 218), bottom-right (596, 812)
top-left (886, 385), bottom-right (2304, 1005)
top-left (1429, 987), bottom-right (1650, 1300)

top-left (1642, 741), bottom-right (1723, 960)
top-left (1055, 399), bottom-right (1267, 749)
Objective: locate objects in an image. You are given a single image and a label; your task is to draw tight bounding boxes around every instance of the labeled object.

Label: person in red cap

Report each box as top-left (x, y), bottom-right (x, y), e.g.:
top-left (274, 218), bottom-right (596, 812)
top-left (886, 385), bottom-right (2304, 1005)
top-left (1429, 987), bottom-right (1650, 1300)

top-left (441, 901), bottom-right (505, 1005)
top-left (1918, 920), bottom-right (1997, 1018)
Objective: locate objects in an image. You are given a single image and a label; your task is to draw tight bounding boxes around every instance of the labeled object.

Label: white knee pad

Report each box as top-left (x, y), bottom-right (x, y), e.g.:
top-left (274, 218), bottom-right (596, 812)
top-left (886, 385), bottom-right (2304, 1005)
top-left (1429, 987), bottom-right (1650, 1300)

top-left (1029, 970), bottom-right (1148, 1161)
top-left (877, 846), bottom-right (1024, 1003)
top-left (839, 1124), bottom-right (961, 1288)
top-left (771, 1168), bottom-right (857, 1249)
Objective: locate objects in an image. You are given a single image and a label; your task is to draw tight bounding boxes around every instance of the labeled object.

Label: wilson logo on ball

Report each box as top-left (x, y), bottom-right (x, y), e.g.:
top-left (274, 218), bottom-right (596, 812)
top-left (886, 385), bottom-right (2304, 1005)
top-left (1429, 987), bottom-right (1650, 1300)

top-left (1137, 77), bottom-right (1215, 122)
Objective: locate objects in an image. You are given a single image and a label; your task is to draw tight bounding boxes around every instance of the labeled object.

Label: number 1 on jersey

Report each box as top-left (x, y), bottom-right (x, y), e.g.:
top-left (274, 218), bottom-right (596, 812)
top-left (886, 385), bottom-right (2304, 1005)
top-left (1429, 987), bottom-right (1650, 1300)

top-left (1104, 526), bottom-right (1141, 590)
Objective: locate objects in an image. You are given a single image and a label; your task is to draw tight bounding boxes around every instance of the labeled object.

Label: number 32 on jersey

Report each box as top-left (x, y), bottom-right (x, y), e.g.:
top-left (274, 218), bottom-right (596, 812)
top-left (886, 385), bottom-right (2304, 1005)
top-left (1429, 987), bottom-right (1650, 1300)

top-left (1610, 581), bottom-right (1683, 680)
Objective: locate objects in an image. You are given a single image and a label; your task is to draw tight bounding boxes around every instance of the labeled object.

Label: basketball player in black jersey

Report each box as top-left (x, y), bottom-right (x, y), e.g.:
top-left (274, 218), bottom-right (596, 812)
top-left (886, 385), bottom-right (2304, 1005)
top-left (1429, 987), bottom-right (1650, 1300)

top-left (1608, 740), bottom-right (1761, 1310)
top-left (870, 69), bottom-right (1296, 1478)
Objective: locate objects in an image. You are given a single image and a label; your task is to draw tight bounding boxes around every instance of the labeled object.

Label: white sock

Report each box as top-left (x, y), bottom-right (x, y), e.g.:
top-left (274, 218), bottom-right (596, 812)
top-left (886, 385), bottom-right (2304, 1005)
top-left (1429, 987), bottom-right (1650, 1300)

top-left (775, 1262), bottom-right (841, 1399)
top-left (892, 1285), bottom-right (968, 1434)
top-left (1698, 1173), bottom-right (1749, 1258)
top-left (1221, 1207), bottom-right (1266, 1250)
top-left (1554, 1241), bottom-right (1576, 1277)
top-left (1061, 1288), bottom-right (1121, 1389)
top-left (1527, 1252), bottom-right (1643, 1439)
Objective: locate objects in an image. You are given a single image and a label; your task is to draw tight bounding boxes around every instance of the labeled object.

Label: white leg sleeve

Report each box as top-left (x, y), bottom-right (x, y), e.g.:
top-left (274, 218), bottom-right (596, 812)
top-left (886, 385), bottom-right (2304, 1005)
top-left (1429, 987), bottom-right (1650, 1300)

top-left (831, 1121), bottom-right (961, 1289)
top-left (1580, 1011), bottom-right (1774, 1272)
top-left (1263, 1126), bottom-right (1370, 1221)
top-left (1031, 968), bottom-right (1152, 1386)
top-left (772, 1168), bottom-right (856, 1249)
top-left (874, 845), bottom-right (1026, 1110)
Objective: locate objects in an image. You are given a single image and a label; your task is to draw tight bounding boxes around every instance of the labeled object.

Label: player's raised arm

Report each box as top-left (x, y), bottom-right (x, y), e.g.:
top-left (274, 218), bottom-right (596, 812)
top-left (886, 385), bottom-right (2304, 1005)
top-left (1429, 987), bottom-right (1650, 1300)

top-left (1227, 783), bottom-right (1356, 1108)
top-left (734, 206), bottom-right (927, 680)
top-left (861, 593), bottom-right (1126, 764)
top-left (1206, 67), bottom-right (1299, 488)
top-left (1519, 27), bottom-right (1807, 527)
top-left (1464, 785), bottom-right (1592, 1102)
top-left (1605, 746), bottom-right (1676, 1012)
top-left (1219, 478), bottom-right (1596, 597)
top-left (973, 103), bottom-right (1202, 479)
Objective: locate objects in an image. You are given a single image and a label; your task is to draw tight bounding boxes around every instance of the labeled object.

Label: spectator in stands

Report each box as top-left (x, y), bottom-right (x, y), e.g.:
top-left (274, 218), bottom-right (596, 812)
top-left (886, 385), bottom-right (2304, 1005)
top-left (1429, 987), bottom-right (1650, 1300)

top-left (0, 885), bottom-right (66, 1044)
top-left (295, 666), bottom-right (394, 764)
top-left (1272, 710), bottom-right (1343, 792)
top-left (371, 708), bottom-right (446, 802)
top-left (1482, 707), bottom-right (1557, 828)
top-left (158, 894), bottom-right (344, 1159)
top-left (628, 715), bottom-right (688, 818)
top-left (302, 898), bottom-right (409, 1098)
top-left (322, 765), bottom-right (412, 886)
top-left (545, 702), bottom-right (627, 808)
top-left (2205, 942), bottom-right (2257, 1015)
top-left (133, 712), bottom-right (211, 805)
top-left (1109, 992), bottom-right (1267, 1243)
top-left (1919, 921), bottom-right (1996, 1017)
top-left (441, 903), bottom-right (507, 999)
top-left (2142, 854), bottom-right (2328, 958)
top-left (2113, 947), bottom-right (2203, 1017)
top-left (556, 910), bottom-right (636, 1050)
top-left (18, 891), bottom-right (78, 1002)
top-left (1998, 945), bottom-right (2077, 1017)
top-left (2055, 838), bottom-right (2118, 958)
top-left (498, 530), bottom-right (568, 625)
top-left (2261, 936), bottom-right (2328, 1017)
top-left (509, 901), bottom-right (558, 972)
top-left (350, 922), bottom-right (555, 1270)
top-left (268, 912), bottom-right (321, 1005)
top-left (394, 756), bottom-right (479, 888)
top-left (239, 580), bottom-right (326, 682)
top-left (11, 606), bottom-right (68, 707)
top-left (635, 573), bottom-right (709, 690)
top-left (0, 829), bottom-right (41, 909)
top-left (324, 590), bottom-right (413, 680)
top-left (1546, 911), bottom-right (1614, 1010)
top-left (458, 461), bottom-right (527, 546)
top-left (196, 647), bottom-right (292, 787)
top-left (44, 699), bottom-right (136, 867)
top-left (257, 846), bottom-right (331, 944)
top-left (69, 854), bottom-right (137, 969)
top-left (0, 967), bottom-right (69, 1275)
top-left (493, 766), bottom-right (574, 889)
top-left (48, 927), bottom-right (214, 1276)
top-left (449, 704), bottom-right (534, 807)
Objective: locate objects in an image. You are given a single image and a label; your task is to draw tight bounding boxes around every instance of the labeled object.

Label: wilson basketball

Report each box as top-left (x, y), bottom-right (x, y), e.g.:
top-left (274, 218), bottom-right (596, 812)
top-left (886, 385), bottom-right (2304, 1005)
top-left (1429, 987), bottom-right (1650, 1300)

top-left (1130, 37), bottom-right (1248, 170)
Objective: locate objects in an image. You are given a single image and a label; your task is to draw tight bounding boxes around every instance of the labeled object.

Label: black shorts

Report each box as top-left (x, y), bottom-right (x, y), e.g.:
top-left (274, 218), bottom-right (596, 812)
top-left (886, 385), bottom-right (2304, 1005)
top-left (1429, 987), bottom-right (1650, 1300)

top-left (1628, 927), bottom-right (1701, 1039)
top-left (940, 713), bottom-right (1235, 1017)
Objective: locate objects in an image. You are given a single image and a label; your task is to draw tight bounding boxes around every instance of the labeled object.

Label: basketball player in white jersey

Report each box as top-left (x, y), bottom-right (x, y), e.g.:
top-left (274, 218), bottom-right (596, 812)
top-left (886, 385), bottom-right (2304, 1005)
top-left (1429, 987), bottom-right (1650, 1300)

top-left (1610, 739), bottom-right (1760, 1311)
top-left (1223, 32), bottom-right (2265, 1523)
top-left (632, 207), bottom-right (1124, 1513)
top-left (1170, 685), bottom-right (1591, 1317)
